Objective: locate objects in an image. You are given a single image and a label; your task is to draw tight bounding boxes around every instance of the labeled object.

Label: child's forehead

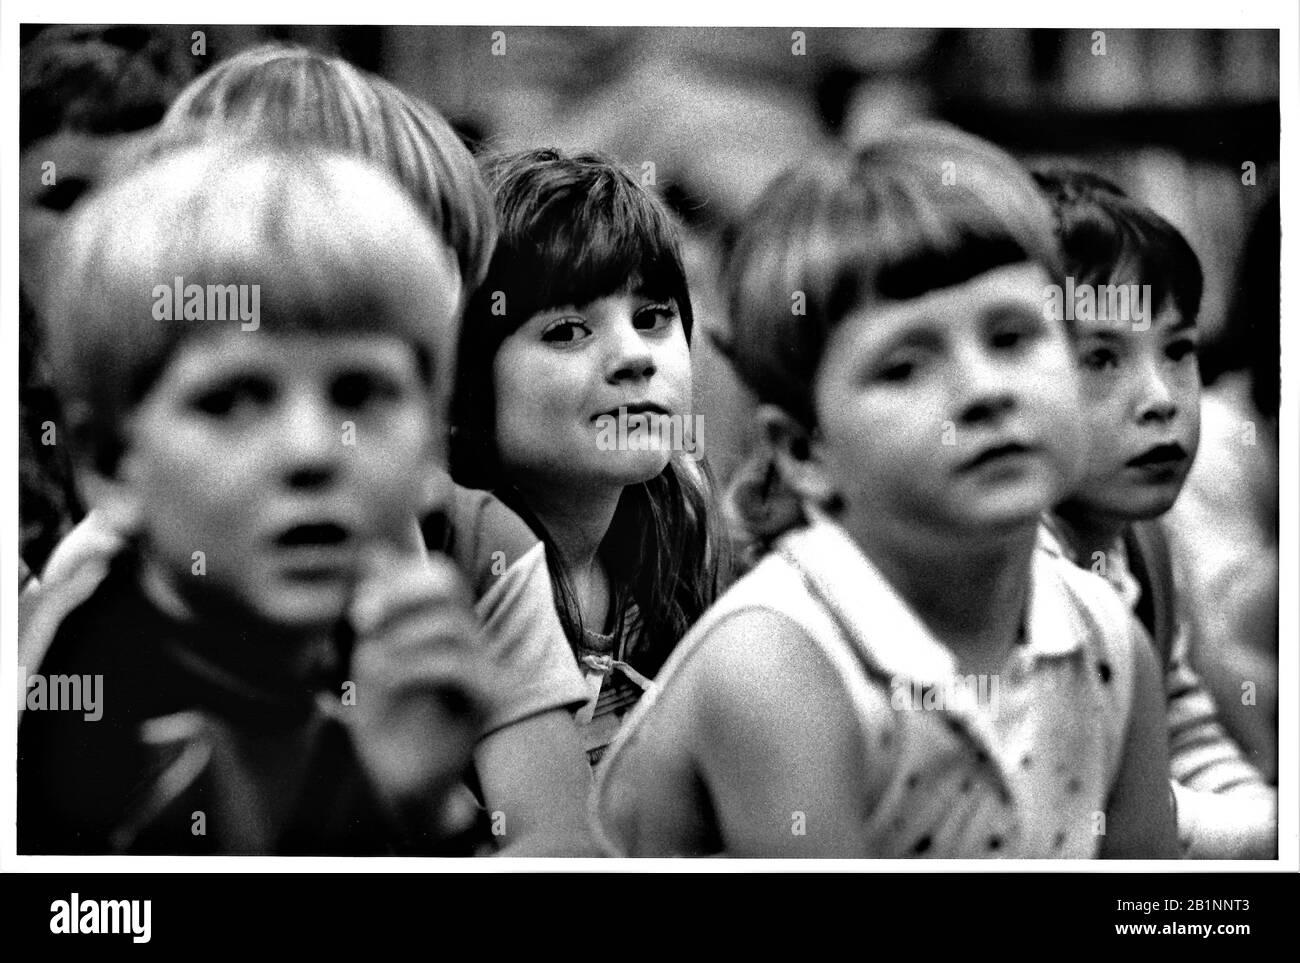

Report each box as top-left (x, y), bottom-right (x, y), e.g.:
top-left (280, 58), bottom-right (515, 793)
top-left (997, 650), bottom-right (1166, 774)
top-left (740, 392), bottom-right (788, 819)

top-left (160, 331), bottom-right (422, 379)
top-left (533, 277), bottom-right (675, 313)
top-left (1072, 302), bottom-right (1192, 339)
top-left (841, 262), bottom-right (1051, 336)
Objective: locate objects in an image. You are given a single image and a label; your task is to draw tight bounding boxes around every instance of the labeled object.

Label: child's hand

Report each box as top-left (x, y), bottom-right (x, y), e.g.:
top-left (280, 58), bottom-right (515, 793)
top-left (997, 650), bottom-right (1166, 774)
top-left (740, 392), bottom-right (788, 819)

top-left (342, 545), bottom-right (488, 838)
top-left (39, 508), bottom-right (127, 586)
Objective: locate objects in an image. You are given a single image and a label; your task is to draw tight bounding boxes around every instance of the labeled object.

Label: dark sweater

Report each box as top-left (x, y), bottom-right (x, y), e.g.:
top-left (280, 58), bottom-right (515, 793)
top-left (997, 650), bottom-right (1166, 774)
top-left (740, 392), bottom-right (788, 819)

top-left (18, 550), bottom-right (471, 855)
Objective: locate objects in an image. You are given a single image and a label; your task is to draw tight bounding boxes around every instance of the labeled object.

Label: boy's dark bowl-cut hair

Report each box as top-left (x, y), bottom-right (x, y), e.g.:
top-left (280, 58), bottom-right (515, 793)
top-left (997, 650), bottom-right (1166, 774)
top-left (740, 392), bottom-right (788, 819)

top-left (1032, 166), bottom-right (1203, 327)
top-left (719, 123), bottom-right (1063, 430)
top-left (154, 43), bottom-right (495, 291)
top-left (44, 140), bottom-right (461, 476)
top-left (451, 148), bottom-right (720, 675)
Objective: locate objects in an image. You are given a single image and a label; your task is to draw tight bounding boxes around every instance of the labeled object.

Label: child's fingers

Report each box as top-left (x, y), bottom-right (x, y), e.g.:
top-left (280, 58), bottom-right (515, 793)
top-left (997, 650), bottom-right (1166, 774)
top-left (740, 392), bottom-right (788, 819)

top-left (349, 549), bottom-right (472, 638)
top-left (344, 589), bottom-right (489, 815)
top-left (344, 652), bottom-right (486, 814)
top-left (348, 690), bottom-right (484, 814)
top-left (358, 611), bottom-right (481, 663)
top-left (40, 509), bottom-right (128, 585)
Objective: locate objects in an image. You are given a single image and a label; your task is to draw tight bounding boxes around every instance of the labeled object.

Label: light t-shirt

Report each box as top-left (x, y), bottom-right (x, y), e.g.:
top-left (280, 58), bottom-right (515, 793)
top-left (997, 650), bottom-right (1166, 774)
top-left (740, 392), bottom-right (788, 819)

top-left (420, 484), bottom-right (589, 734)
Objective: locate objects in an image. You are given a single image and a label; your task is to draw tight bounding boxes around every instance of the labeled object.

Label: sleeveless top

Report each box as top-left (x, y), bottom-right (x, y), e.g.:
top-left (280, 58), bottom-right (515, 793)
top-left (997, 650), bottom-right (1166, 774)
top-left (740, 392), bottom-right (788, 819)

top-left (594, 518), bottom-right (1140, 857)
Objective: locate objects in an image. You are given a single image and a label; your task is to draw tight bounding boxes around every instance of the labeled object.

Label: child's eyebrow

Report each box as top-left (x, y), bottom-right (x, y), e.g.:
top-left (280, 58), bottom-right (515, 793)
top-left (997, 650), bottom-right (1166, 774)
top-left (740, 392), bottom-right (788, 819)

top-left (532, 303), bottom-right (584, 319)
top-left (628, 284), bottom-right (674, 304)
top-left (874, 326), bottom-right (944, 354)
top-left (982, 301), bottom-right (1045, 324)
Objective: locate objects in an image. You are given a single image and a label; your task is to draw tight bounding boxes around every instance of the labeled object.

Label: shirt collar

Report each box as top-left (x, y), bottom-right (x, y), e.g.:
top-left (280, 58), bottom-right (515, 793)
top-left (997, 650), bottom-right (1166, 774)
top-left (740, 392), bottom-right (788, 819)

top-left (1038, 514), bottom-right (1142, 612)
top-left (775, 515), bottom-right (958, 689)
top-left (777, 513), bottom-right (1083, 689)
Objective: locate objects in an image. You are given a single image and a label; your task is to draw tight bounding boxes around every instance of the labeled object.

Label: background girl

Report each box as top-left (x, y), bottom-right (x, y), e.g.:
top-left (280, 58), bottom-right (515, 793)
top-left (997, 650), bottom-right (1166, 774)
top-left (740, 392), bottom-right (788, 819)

top-left (453, 148), bottom-right (727, 765)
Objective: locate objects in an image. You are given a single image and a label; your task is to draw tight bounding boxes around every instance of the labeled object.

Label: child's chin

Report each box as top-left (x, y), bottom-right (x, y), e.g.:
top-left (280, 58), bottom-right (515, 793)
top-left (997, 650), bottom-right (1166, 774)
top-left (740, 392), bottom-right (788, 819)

top-left (961, 485), bottom-right (1059, 533)
top-left (255, 585), bottom-right (350, 633)
top-left (1112, 487), bottom-right (1181, 522)
top-left (601, 448), bottom-right (673, 484)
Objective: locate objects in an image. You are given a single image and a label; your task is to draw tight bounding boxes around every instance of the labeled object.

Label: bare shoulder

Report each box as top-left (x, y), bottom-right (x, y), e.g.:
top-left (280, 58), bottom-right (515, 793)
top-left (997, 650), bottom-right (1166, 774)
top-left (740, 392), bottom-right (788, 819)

top-left (685, 606), bottom-right (863, 747)
top-left (596, 605), bottom-right (872, 856)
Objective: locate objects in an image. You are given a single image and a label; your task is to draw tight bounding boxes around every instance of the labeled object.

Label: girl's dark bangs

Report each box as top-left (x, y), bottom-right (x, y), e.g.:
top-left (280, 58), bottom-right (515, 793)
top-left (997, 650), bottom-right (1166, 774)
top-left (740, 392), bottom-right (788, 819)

top-left (515, 180), bottom-right (687, 316)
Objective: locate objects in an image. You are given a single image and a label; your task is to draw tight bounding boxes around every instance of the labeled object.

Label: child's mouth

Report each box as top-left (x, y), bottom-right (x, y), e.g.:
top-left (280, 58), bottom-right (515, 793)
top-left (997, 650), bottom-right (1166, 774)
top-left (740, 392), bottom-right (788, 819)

top-left (272, 522), bottom-right (356, 577)
top-left (592, 402), bottom-right (671, 423)
top-left (276, 522), bottom-right (350, 547)
top-left (1126, 443), bottom-right (1188, 470)
top-left (961, 442), bottom-right (1035, 472)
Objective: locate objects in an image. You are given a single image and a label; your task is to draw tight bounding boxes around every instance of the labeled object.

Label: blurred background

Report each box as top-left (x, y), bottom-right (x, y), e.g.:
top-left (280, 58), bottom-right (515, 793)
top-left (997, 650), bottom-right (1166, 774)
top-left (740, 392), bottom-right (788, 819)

top-left (20, 23), bottom-right (1280, 484)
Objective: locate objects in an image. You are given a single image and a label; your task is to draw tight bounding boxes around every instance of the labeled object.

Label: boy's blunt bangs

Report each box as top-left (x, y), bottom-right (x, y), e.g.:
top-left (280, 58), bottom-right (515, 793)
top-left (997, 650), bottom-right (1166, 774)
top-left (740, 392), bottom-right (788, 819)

top-left (722, 123), bottom-right (1062, 429)
top-left (44, 140), bottom-right (460, 473)
top-left (1032, 167), bottom-right (1203, 325)
top-left (155, 43), bottom-right (495, 290)
top-left (20, 25), bottom-right (202, 150)
top-left (474, 148), bottom-right (695, 339)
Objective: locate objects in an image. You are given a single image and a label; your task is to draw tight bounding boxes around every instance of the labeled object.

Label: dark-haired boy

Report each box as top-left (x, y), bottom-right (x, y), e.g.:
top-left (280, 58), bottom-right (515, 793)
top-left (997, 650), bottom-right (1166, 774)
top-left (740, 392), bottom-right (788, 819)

top-left (1035, 167), bottom-right (1277, 858)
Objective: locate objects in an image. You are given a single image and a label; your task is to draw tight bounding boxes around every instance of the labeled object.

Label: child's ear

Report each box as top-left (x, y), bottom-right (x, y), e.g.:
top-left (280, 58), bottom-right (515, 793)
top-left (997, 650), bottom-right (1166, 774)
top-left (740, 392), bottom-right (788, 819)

top-left (755, 404), bottom-right (839, 508)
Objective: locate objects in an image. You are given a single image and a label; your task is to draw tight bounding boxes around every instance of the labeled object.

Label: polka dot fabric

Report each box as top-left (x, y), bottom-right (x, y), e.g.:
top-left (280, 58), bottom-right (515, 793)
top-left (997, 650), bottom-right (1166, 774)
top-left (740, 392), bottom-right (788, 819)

top-left (776, 518), bottom-right (1137, 858)
top-left (595, 515), bottom-right (1140, 857)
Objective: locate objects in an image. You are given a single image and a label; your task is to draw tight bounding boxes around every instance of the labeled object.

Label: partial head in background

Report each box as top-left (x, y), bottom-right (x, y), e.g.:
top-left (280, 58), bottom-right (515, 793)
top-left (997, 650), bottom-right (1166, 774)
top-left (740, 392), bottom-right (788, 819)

top-left (43, 141), bottom-right (462, 635)
top-left (20, 25), bottom-right (202, 314)
top-left (1206, 190), bottom-right (1279, 422)
top-left (722, 123), bottom-right (1084, 554)
top-left (453, 148), bottom-right (719, 673)
top-left (155, 42), bottom-right (495, 292)
top-left (1035, 166), bottom-right (1203, 522)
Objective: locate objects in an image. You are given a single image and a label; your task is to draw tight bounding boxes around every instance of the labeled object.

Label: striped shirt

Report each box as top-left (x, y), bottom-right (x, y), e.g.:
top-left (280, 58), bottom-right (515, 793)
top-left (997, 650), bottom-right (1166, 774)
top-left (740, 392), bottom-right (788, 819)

top-left (574, 602), bottom-right (653, 769)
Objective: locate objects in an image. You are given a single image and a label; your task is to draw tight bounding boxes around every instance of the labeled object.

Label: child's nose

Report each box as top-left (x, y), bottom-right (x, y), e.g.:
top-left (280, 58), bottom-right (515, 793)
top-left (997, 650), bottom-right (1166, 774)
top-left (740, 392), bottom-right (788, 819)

top-left (956, 352), bottom-right (1016, 425)
top-left (606, 324), bottom-right (657, 383)
top-left (277, 394), bottom-right (343, 486)
top-left (1136, 361), bottom-right (1178, 424)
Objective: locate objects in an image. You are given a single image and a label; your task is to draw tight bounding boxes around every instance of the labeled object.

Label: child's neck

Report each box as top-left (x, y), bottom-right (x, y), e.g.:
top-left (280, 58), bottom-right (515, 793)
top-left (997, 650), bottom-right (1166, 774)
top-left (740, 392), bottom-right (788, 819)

top-left (1051, 501), bottom-right (1130, 566)
top-left (137, 556), bottom-right (335, 681)
top-left (849, 517), bottom-right (1037, 675)
top-left (512, 478), bottom-right (625, 629)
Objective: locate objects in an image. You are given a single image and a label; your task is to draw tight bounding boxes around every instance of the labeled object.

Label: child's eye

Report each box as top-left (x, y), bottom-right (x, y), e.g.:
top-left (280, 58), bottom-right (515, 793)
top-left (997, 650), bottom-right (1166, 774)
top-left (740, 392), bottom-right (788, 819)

top-left (1081, 347), bottom-right (1119, 372)
top-left (875, 359), bottom-right (917, 383)
top-left (634, 303), bottom-right (677, 332)
top-left (987, 324), bottom-right (1040, 350)
top-left (1166, 339), bottom-right (1198, 363)
top-left (331, 371), bottom-right (401, 410)
top-left (188, 377), bottom-right (274, 418)
top-left (986, 309), bottom-right (1043, 352)
top-left (540, 318), bottom-right (591, 344)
